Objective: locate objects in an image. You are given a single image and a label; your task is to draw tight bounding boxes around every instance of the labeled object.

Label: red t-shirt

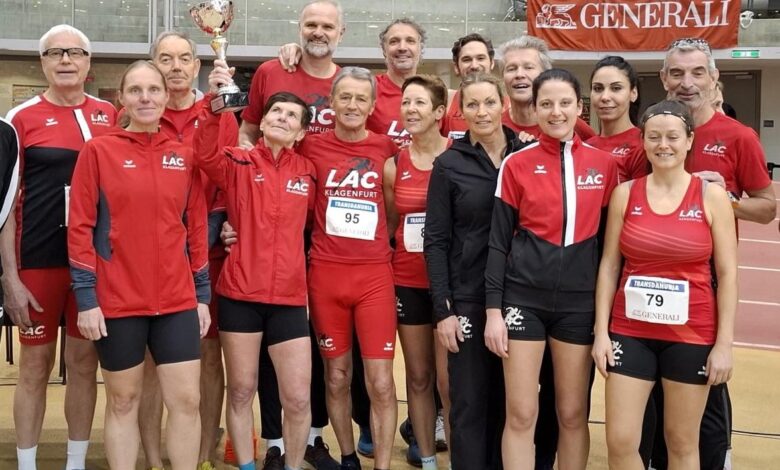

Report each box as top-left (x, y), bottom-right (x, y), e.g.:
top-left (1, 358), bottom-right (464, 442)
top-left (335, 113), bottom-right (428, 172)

top-left (300, 131), bottom-right (398, 264)
top-left (366, 73), bottom-right (410, 146)
top-left (242, 60), bottom-right (337, 135)
top-left (501, 109), bottom-right (596, 141)
top-left (610, 176), bottom-right (716, 345)
top-left (586, 127), bottom-right (649, 183)
top-left (686, 112), bottom-right (771, 196)
top-left (391, 141), bottom-right (452, 288)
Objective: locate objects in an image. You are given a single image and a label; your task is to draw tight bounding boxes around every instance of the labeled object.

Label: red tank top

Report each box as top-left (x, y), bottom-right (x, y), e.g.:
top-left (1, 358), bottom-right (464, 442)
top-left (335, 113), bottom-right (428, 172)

top-left (610, 176), bottom-right (716, 345)
top-left (391, 141), bottom-right (451, 287)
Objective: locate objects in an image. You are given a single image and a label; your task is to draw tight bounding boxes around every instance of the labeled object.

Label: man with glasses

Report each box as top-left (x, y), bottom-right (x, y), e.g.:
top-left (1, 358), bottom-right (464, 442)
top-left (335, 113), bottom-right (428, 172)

top-left (649, 37), bottom-right (776, 470)
top-left (2, 24), bottom-right (116, 470)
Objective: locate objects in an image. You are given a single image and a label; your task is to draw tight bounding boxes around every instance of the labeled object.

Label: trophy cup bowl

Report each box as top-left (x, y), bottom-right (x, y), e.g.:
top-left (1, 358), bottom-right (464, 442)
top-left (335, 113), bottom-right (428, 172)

top-left (190, 0), bottom-right (249, 113)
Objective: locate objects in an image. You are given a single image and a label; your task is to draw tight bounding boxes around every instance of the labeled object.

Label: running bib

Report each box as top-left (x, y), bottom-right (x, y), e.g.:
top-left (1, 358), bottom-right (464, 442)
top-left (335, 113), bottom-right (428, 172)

top-left (624, 275), bottom-right (689, 325)
top-left (325, 197), bottom-right (378, 240)
top-left (403, 212), bottom-right (426, 252)
top-left (64, 185), bottom-right (71, 227)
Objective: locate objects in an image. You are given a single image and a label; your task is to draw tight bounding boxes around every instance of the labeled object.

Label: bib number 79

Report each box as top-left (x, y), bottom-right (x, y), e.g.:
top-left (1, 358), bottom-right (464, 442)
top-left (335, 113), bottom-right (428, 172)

top-left (645, 293), bottom-right (664, 307)
top-left (345, 213), bottom-right (360, 224)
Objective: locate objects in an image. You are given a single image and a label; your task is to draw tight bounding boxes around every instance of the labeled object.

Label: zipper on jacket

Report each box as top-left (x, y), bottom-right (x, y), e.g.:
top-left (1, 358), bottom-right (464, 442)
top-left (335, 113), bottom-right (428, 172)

top-left (269, 156), bottom-right (283, 299)
top-left (555, 141), bottom-right (568, 310)
top-left (151, 136), bottom-right (161, 314)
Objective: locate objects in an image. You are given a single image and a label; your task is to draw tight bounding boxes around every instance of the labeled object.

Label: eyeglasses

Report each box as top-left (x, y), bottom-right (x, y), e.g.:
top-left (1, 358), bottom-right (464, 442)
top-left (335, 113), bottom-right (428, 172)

top-left (42, 48), bottom-right (90, 60)
top-left (667, 38), bottom-right (711, 53)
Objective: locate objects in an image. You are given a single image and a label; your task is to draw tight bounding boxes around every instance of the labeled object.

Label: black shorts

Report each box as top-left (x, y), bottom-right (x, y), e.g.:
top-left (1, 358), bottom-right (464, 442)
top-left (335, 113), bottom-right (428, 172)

top-left (502, 304), bottom-right (594, 345)
top-left (218, 296), bottom-right (309, 345)
top-left (395, 286), bottom-right (433, 326)
top-left (95, 309), bottom-right (200, 372)
top-left (607, 333), bottom-right (712, 385)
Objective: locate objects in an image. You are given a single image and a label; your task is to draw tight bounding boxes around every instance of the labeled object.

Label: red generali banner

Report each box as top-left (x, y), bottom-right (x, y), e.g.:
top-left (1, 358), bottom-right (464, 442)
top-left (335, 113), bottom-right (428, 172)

top-left (527, 0), bottom-right (740, 51)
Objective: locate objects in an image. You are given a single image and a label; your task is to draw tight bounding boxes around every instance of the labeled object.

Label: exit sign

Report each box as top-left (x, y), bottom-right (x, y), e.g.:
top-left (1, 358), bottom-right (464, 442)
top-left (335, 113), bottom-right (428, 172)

top-left (732, 50), bottom-right (760, 58)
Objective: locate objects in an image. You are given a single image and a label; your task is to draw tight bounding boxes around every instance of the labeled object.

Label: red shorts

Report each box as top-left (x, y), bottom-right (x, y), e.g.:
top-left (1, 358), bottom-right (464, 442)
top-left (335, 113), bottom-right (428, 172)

top-left (18, 268), bottom-right (84, 345)
top-left (308, 261), bottom-right (397, 359)
top-left (205, 257), bottom-right (225, 339)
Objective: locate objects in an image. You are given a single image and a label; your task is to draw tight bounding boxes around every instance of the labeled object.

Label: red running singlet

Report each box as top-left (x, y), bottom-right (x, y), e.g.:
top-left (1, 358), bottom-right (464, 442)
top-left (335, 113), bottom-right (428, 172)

top-left (391, 142), bottom-right (451, 288)
top-left (610, 176), bottom-right (716, 345)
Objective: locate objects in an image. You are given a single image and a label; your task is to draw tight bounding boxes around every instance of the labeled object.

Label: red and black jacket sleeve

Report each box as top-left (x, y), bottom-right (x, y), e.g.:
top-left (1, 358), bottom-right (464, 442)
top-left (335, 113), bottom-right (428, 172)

top-left (186, 169), bottom-right (210, 304)
top-left (68, 141), bottom-right (101, 311)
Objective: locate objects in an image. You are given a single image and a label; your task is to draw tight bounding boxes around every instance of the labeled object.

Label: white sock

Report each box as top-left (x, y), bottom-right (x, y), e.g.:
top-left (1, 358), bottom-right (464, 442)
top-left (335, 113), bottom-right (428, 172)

top-left (17, 446), bottom-right (37, 470)
top-left (267, 438), bottom-right (285, 455)
top-left (421, 455), bottom-right (437, 470)
top-left (307, 427), bottom-right (323, 446)
top-left (65, 439), bottom-right (89, 470)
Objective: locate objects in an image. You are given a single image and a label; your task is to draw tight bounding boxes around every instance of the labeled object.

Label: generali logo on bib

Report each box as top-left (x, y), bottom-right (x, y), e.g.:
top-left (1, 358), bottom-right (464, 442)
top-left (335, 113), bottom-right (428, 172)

top-left (528, 0), bottom-right (739, 51)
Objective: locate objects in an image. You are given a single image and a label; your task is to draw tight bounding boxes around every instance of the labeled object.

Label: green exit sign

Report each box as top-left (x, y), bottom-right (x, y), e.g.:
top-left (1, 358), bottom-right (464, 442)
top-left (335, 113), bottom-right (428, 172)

top-left (731, 50), bottom-right (760, 58)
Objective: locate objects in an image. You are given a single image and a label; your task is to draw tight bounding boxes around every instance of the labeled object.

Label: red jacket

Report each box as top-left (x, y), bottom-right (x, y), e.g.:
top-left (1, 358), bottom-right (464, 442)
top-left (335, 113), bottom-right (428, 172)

top-left (193, 103), bottom-right (316, 306)
top-left (122, 94), bottom-right (239, 259)
top-left (68, 128), bottom-right (209, 318)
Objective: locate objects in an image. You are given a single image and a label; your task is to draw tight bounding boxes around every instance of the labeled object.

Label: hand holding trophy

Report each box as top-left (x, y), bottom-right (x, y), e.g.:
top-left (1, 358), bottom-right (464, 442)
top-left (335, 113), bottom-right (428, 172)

top-left (190, 0), bottom-right (249, 113)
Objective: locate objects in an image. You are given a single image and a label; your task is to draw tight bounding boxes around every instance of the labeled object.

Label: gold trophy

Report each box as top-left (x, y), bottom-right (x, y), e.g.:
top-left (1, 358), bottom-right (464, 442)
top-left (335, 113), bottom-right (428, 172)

top-left (190, 0), bottom-right (249, 113)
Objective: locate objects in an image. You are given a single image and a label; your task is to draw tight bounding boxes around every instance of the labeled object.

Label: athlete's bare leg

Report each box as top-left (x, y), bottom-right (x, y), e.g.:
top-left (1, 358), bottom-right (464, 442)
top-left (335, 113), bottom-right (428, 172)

top-left (198, 337), bottom-right (224, 464)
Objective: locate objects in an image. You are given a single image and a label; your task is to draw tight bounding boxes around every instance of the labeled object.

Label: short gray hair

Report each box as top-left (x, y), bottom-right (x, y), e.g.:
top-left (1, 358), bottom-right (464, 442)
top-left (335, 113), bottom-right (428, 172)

top-left (662, 38), bottom-right (717, 74)
top-left (300, 0), bottom-right (344, 28)
top-left (331, 66), bottom-right (376, 102)
top-left (497, 36), bottom-right (552, 71)
top-left (39, 24), bottom-right (91, 55)
top-left (379, 18), bottom-right (427, 53)
top-left (150, 31), bottom-right (198, 60)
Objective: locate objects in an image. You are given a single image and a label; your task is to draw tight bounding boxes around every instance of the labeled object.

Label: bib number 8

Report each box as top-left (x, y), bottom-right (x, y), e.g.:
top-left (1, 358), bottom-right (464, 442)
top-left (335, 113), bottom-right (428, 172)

top-left (345, 213), bottom-right (360, 224)
top-left (646, 293), bottom-right (664, 307)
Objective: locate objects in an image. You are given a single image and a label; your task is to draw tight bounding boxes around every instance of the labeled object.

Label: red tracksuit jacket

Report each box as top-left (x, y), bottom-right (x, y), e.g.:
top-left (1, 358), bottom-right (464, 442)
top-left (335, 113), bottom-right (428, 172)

top-left (68, 128), bottom-right (210, 318)
top-left (193, 105), bottom-right (316, 306)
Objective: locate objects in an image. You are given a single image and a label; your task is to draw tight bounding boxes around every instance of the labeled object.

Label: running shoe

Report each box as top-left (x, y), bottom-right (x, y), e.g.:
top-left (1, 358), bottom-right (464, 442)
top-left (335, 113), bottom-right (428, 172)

top-left (262, 446), bottom-right (284, 470)
top-left (399, 418), bottom-right (413, 445)
top-left (339, 460), bottom-right (362, 470)
top-left (435, 411), bottom-right (448, 451)
top-left (304, 436), bottom-right (339, 469)
top-left (406, 437), bottom-right (422, 468)
top-left (197, 461), bottom-right (217, 470)
top-left (356, 426), bottom-right (374, 457)
top-left (223, 431), bottom-right (259, 465)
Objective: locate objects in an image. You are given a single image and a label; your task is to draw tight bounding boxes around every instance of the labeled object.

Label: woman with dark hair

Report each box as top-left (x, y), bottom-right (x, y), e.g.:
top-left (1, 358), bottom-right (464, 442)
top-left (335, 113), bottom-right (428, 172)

top-left (588, 56), bottom-right (648, 182)
top-left (425, 72), bottom-right (525, 470)
top-left (383, 74), bottom-right (451, 469)
top-left (68, 60), bottom-right (210, 469)
top-left (193, 60), bottom-right (316, 470)
top-left (593, 100), bottom-right (737, 470)
top-left (485, 68), bottom-right (618, 470)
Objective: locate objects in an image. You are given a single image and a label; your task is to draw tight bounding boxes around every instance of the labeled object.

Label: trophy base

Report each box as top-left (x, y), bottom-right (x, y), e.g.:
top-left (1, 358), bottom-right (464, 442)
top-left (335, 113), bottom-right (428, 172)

top-left (211, 91), bottom-right (249, 114)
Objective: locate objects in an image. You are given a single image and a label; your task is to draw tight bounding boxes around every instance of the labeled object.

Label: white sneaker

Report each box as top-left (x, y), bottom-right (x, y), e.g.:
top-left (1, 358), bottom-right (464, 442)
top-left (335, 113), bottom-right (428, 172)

top-left (435, 411), bottom-right (447, 451)
top-left (724, 448), bottom-right (733, 470)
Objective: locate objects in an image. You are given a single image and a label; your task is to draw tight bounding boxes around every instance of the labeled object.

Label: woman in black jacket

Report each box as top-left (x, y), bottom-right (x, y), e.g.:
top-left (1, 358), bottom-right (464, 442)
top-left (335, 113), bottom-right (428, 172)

top-left (424, 72), bottom-right (525, 470)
